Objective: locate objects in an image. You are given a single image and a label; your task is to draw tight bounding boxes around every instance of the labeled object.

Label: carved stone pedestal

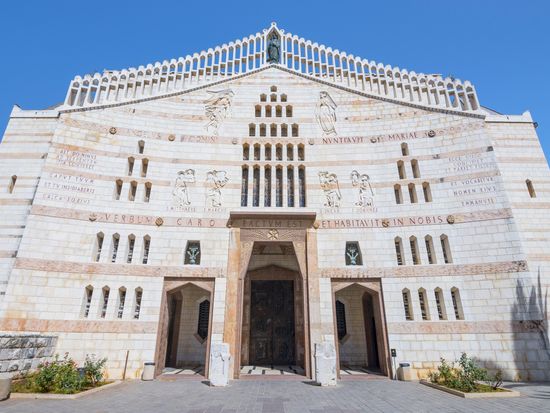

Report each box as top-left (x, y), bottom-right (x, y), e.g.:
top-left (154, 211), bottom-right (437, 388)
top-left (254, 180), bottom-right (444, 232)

top-left (314, 342), bottom-right (337, 386)
top-left (209, 343), bottom-right (231, 386)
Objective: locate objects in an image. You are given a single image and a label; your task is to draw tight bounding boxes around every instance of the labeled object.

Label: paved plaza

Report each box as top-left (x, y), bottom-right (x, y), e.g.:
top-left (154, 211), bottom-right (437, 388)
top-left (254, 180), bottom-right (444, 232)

top-left (2, 378), bottom-right (549, 413)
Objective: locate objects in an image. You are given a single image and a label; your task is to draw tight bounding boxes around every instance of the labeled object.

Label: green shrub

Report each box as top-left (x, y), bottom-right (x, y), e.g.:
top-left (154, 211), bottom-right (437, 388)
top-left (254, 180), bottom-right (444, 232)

top-left (83, 354), bottom-right (107, 387)
top-left (429, 353), bottom-right (496, 393)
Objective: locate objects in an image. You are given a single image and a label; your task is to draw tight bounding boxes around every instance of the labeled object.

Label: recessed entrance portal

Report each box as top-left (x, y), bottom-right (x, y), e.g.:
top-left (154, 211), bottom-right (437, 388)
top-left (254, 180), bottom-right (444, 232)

top-left (249, 280), bottom-right (295, 365)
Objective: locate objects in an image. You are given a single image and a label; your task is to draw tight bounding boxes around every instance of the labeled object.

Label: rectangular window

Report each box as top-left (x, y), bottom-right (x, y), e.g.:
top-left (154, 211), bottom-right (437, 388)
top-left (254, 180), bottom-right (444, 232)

top-left (418, 289), bottom-right (430, 320)
top-left (117, 289), bottom-right (126, 319)
top-left (252, 168), bottom-right (260, 207)
top-left (83, 287), bottom-right (93, 318)
top-left (434, 289), bottom-right (446, 320)
top-left (142, 237), bottom-right (150, 264)
top-left (287, 167), bottom-right (294, 207)
top-left (276, 168), bottom-right (283, 207)
top-left (100, 287), bottom-right (110, 318)
top-left (299, 168), bottom-right (306, 207)
top-left (127, 236), bottom-right (135, 263)
top-left (410, 237), bottom-right (420, 265)
top-left (241, 167), bottom-right (249, 207)
top-left (402, 290), bottom-right (413, 320)
top-left (111, 235), bottom-right (120, 263)
top-left (133, 289), bottom-right (143, 319)
top-left (264, 167), bottom-right (272, 207)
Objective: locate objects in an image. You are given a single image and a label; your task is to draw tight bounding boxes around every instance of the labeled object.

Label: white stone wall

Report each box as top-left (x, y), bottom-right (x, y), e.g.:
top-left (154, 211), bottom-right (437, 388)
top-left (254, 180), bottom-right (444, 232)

top-left (335, 287), bottom-right (368, 366)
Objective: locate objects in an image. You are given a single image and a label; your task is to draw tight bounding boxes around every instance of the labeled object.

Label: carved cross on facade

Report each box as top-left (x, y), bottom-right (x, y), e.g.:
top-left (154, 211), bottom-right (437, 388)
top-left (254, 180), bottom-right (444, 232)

top-left (267, 229), bottom-right (279, 240)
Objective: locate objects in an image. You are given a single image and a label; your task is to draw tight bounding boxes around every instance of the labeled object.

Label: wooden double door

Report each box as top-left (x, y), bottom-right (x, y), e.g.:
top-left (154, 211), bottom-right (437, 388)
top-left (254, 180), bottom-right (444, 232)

top-left (249, 280), bottom-right (295, 365)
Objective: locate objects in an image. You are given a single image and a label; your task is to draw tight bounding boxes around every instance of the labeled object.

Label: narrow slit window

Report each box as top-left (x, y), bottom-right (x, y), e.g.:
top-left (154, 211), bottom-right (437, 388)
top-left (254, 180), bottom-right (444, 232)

top-left (241, 167), bottom-right (249, 207)
top-left (138, 140), bottom-right (145, 154)
top-left (252, 167), bottom-right (260, 207)
top-left (395, 237), bottom-right (405, 265)
top-left (276, 144), bottom-right (283, 161)
top-left (418, 288), bottom-right (430, 320)
top-left (335, 300), bottom-right (347, 340)
top-left (434, 288), bottom-right (447, 320)
top-left (133, 288), bottom-right (143, 319)
top-left (142, 235), bottom-right (151, 264)
top-left (287, 166), bottom-right (294, 207)
top-left (297, 144), bottom-right (305, 161)
top-left (265, 105), bottom-right (272, 117)
top-left (144, 182), bottom-right (152, 202)
top-left (526, 179), bottom-right (536, 198)
top-left (394, 184), bottom-right (403, 204)
top-left (94, 232), bottom-right (104, 262)
top-left (276, 167), bottom-right (283, 207)
top-left (197, 299), bottom-right (210, 340)
top-left (440, 234), bottom-right (452, 264)
top-left (127, 157), bottom-right (135, 176)
top-left (249, 123), bottom-right (256, 136)
top-left (408, 183), bottom-right (418, 203)
top-left (281, 124), bottom-right (288, 137)
top-left (264, 144), bottom-right (272, 161)
top-left (255, 105), bottom-right (261, 117)
top-left (411, 159), bottom-right (420, 178)
top-left (99, 286), bottom-right (110, 318)
top-left (286, 105), bottom-right (293, 117)
top-left (82, 286), bottom-right (93, 318)
top-left (401, 142), bottom-right (409, 156)
top-left (422, 182), bottom-right (432, 202)
top-left (270, 123), bottom-right (277, 137)
top-left (127, 234), bottom-right (135, 263)
top-left (409, 236), bottom-right (420, 265)
top-left (287, 144), bottom-right (294, 161)
top-left (264, 167), bottom-right (272, 206)
top-left (8, 175), bottom-right (17, 194)
top-left (299, 167), bottom-right (306, 207)
top-left (141, 159), bottom-right (149, 177)
top-left (425, 235), bottom-right (436, 264)
top-left (243, 144), bottom-right (250, 161)
top-left (397, 161), bottom-right (406, 179)
top-left (259, 124), bottom-right (266, 137)
top-left (114, 180), bottom-right (123, 200)
top-left (402, 289), bottom-right (413, 320)
top-left (111, 234), bottom-right (120, 263)
top-left (128, 181), bottom-right (137, 201)
top-left (275, 105), bottom-right (282, 117)
top-left (291, 124), bottom-right (299, 137)
top-left (451, 287), bottom-right (464, 320)
top-left (254, 144), bottom-right (260, 161)
top-left (117, 287), bottom-right (126, 319)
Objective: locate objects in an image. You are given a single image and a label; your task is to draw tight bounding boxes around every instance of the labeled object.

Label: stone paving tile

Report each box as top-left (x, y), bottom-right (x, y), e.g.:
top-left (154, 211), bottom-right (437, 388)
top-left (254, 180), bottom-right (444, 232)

top-left (1, 379), bottom-right (549, 413)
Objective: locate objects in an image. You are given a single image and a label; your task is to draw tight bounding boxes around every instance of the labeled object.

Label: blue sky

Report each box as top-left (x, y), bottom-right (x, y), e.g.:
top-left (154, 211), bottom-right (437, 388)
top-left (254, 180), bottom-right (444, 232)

top-left (1, 0), bottom-right (549, 158)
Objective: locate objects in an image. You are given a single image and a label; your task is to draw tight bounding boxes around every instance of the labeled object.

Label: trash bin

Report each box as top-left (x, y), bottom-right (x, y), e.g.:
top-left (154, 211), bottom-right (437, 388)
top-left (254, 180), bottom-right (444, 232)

top-left (141, 362), bottom-right (155, 381)
top-left (397, 362), bottom-right (414, 381)
top-left (0, 374), bottom-right (12, 401)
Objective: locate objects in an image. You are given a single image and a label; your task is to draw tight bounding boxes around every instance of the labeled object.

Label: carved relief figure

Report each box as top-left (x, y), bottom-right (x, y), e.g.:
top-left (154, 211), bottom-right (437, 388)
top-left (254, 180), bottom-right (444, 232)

top-left (267, 34), bottom-right (280, 63)
top-left (206, 170), bottom-right (229, 207)
top-left (204, 89), bottom-right (234, 135)
top-left (318, 171), bottom-right (341, 207)
top-left (351, 170), bottom-right (374, 207)
top-left (173, 169), bottom-right (195, 206)
top-left (316, 91), bottom-right (337, 137)
top-left (346, 244), bottom-right (360, 265)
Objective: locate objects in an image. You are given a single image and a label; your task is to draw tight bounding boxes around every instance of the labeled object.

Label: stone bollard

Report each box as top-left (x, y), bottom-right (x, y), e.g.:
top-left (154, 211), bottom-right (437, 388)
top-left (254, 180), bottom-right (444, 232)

top-left (314, 342), bottom-right (337, 386)
top-left (208, 343), bottom-right (231, 387)
top-left (141, 362), bottom-right (155, 381)
top-left (0, 374), bottom-right (12, 401)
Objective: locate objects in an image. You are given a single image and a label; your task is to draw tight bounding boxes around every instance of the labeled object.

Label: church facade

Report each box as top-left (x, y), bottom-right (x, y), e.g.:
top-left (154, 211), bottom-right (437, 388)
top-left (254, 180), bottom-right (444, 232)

top-left (1, 23), bottom-right (549, 383)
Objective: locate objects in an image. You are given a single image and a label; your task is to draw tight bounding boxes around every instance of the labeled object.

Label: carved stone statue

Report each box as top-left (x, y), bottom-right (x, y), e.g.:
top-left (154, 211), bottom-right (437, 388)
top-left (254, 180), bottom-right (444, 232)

top-left (173, 169), bottom-right (195, 206)
top-left (206, 170), bottom-right (229, 207)
top-left (209, 343), bottom-right (231, 386)
top-left (204, 89), bottom-right (234, 135)
top-left (346, 244), bottom-right (360, 265)
top-left (350, 170), bottom-right (374, 207)
top-left (316, 91), bottom-right (337, 137)
top-left (186, 245), bottom-right (200, 264)
top-left (267, 34), bottom-right (280, 63)
top-left (318, 171), bottom-right (341, 207)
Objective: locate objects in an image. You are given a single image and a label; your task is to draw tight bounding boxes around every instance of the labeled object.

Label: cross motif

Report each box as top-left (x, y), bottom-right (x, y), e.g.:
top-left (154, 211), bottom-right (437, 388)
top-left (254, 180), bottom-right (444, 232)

top-left (267, 229), bottom-right (279, 240)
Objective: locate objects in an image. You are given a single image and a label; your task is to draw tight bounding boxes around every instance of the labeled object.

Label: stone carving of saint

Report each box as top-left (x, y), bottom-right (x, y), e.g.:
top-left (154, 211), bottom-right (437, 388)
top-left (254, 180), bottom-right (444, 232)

top-left (204, 89), bottom-right (234, 135)
top-left (267, 34), bottom-right (280, 63)
top-left (350, 170), bottom-right (374, 207)
top-left (318, 171), bottom-right (341, 207)
top-left (316, 91), bottom-right (337, 137)
top-left (206, 170), bottom-right (229, 207)
top-left (173, 169), bottom-right (195, 206)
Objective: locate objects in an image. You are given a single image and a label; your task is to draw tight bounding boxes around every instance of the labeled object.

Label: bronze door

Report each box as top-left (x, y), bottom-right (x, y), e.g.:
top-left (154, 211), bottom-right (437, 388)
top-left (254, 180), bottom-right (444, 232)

top-left (250, 280), bottom-right (295, 365)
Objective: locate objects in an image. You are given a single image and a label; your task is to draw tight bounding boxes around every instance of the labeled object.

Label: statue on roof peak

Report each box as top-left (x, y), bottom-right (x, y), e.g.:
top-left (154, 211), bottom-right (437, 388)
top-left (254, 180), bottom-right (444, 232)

top-left (267, 34), bottom-right (280, 64)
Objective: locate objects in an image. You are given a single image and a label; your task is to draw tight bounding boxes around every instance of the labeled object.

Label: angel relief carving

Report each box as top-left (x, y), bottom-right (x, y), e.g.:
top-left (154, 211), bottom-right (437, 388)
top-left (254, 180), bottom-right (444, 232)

top-left (173, 169), bottom-right (195, 206)
top-left (318, 171), bottom-right (341, 207)
top-left (206, 170), bottom-right (229, 207)
top-left (204, 89), bottom-right (234, 135)
top-left (351, 170), bottom-right (374, 207)
top-left (315, 91), bottom-right (337, 137)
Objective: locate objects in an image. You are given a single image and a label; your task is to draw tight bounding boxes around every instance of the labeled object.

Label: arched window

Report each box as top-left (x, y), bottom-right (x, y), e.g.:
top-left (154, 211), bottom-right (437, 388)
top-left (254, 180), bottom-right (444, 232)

top-left (401, 142), bottom-right (409, 156)
top-left (127, 234), bottom-right (136, 263)
top-left (408, 183), bottom-right (418, 203)
top-left (264, 143), bottom-right (272, 161)
top-left (248, 123), bottom-right (256, 137)
top-left (275, 105), bottom-right (282, 117)
top-left (133, 287), bottom-right (143, 319)
top-left (298, 167), bottom-right (306, 207)
top-left (127, 157), bottom-right (135, 176)
top-left (111, 233), bottom-right (120, 263)
top-left (291, 123), bottom-right (299, 137)
top-left (243, 144), bottom-right (250, 160)
top-left (265, 105), bottom-right (272, 117)
top-left (197, 299), bottom-right (210, 340)
top-left (281, 124), bottom-right (288, 137)
top-left (402, 289), bottom-right (413, 320)
top-left (144, 182), bottom-right (152, 202)
top-left (270, 123), bottom-right (277, 137)
top-left (255, 105), bottom-right (261, 117)
top-left (409, 236), bottom-right (420, 265)
top-left (252, 167), bottom-right (260, 206)
top-left (440, 234), bottom-right (452, 263)
top-left (141, 159), bottom-right (149, 177)
top-left (142, 235), bottom-right (151, 264)
top-left (94, 232), bottom-right (104, 262)
top-left (526, 179), bottom-right (536, 198)
top-left (270, 85), bottom-right (277, 92)
top-left (259, 123), bottom-right (266, 137)
top-left (138, 140), bottom-right (145, 154)
top-left (422, 182), bottom-right (432, 202)
top-left (117, 287), bottom-right (126, 318)
top-left (82, 285), bottom-right (93, 318)
top-left (434, 288), bottom-right (447, 320)
top-left (275, 144), bottom-right (283, 161)
top-left (8, 175), bottom-right (17, 194)
top-left (253, 143), bottom-right (261, 160)
top-left (287, 166), bottom-right (295, 207)
top-left (270, 93), bottom-right (277, 102)
top-left (411, 159), bottom-right (420, 178)
top-left (128, 181), bottom-right (137, 201)
top-left (275, 167), bottom-right (283, 207)
top-left (450, 287), bottom-right (464, 320)
top-left (394, 237), bottom-right (405, 265)
top-left (286, 144), bottom-right (294, 161)
top-left (418, 288), bottom-right (430, 320)
top-left (397, 160), bottom-right (406, 179)
top-left (260, 94), bottom-right (267, 102)
top-left (335, 300), bottom-right (347, 340)
top-left (264, 166), bottom-right (272, 206)
top-left (286, 105), bottom-right (293, 117)
top-left (114, 180), bottom-right (123, 200)
top-left (425, 235), bottom-right (436, 264)
top-left (394, 184), bottom-right (403, 204)
top-left (297, 144), bottom-right (305, 161)
top-left (241, 166), bottom-right (249, 207)
top-left (99, 286), bottom-right (110, 318)
top-left (280, 94), bottom-right (287, 102)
